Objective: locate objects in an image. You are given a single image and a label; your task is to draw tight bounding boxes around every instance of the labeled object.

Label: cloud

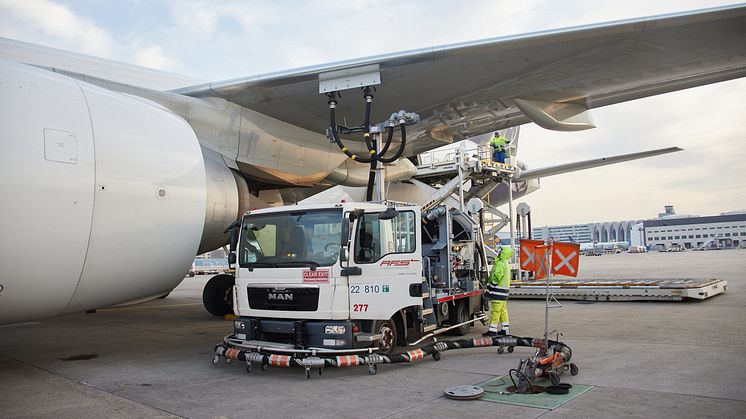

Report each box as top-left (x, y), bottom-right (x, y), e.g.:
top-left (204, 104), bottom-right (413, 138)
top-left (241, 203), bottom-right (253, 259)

top-left (0, 0), bottom-right (113, 56)
top-left (134, 44), bottom-right (181, 71)
top-left (171, 0), bottom-right (218, 36)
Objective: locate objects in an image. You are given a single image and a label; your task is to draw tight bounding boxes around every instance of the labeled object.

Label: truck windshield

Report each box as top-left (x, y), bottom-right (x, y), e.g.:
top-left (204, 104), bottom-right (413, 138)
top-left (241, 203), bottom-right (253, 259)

top-left (239, 209), bottom-right (342, 268)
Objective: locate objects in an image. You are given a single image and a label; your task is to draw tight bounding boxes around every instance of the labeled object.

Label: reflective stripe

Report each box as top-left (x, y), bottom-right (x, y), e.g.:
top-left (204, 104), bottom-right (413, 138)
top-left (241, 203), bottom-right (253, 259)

top-left (485, 284), bottom-right (509, 300)
top-left (407, 349), bottom-right (425, 361)
top-left (473, 337), bottom-right (492, 347)
top-left (225, 348), bottom-right (240, 360)
top-left (336, 355), bottom-right (360, 367)
top-left (269, 354), bottom-right (291, 367)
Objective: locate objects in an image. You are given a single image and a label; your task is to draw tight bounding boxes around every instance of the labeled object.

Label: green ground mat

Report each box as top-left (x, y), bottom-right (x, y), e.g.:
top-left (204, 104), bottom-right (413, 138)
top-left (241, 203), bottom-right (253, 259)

top-left (477, 375), bottom-right (593, 410)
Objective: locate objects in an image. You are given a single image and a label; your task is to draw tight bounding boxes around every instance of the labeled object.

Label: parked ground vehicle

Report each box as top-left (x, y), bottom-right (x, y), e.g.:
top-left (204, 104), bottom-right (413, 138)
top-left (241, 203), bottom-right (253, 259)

top-left (192, 258), bottom-right (229, 275)
top-left (225, 201), bottom-right (490, 353)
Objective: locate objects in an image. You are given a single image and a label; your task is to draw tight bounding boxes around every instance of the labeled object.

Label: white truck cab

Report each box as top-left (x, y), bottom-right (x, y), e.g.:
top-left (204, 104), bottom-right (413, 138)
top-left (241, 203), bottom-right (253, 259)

top-left (231, 201), bottom-right (486, 352)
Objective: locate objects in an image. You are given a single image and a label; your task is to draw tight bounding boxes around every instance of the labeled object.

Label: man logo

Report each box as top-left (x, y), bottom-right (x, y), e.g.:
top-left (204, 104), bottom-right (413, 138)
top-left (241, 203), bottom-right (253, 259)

top-left (268, 292), bottom-right (293, 301)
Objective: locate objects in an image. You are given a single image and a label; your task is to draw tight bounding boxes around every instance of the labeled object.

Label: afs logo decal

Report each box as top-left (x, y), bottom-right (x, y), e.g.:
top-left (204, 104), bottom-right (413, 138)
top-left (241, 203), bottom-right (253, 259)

top-left (379, 259), bottom-right (419, 267)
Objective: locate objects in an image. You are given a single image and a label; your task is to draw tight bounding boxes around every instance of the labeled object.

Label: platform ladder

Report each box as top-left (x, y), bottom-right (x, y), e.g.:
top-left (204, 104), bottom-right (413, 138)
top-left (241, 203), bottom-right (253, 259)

top-left (420, 276), bottom-right (438, 333)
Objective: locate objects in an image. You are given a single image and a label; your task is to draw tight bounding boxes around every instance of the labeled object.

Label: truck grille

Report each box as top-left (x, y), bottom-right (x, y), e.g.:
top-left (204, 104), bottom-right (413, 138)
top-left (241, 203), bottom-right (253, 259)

top-left (247, 287), bottom-right (319, 311)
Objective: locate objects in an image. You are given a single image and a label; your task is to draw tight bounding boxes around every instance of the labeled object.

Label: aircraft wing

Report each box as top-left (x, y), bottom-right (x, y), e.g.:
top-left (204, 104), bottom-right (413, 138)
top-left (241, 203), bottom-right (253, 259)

top-left (172, 4), bottom-right (746, 156)
top-left (513, 147), bottom-right (683, 181)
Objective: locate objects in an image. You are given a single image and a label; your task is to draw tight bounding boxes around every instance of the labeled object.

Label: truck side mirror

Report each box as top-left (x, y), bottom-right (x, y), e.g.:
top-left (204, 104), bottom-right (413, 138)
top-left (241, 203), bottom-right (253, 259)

top-left (340, 212), bottom-right (354, 262)
top-left (229, 228), bottom-right (239, 253)
top-left (341, 214), bottom-right (351, 247)
top-left (225, 218), bottom-right (241, 253)
top-left (224, 218), bottom-right (241, 269)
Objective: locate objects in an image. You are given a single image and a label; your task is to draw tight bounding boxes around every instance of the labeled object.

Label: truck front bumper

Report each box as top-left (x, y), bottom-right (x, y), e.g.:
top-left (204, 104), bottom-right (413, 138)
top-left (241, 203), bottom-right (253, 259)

top-left (233, 317), bottom-right (369, 350)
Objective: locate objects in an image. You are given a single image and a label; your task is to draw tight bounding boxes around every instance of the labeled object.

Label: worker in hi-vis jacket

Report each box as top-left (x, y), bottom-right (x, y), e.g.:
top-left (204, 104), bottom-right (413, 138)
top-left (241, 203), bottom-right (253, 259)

top-left (489, 131), bottom-right (509, 164)
top-left (483, 245), bottom-right (513, 336)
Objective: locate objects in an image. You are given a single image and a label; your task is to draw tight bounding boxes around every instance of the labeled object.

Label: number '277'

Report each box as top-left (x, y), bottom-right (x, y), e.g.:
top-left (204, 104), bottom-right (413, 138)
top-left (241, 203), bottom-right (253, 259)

top-left (353, 304), bottom-right (368, 312)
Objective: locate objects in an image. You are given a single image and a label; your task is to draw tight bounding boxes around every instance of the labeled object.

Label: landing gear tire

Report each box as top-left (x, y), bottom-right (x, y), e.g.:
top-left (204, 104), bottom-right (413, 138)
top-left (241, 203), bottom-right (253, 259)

top-left (202, 274), bottom-right (235, 317)
top-left (497, 346), bottom-right (504, 355)
top-left (432, 351), bottom-right (441, 361)
top-left (373, 319), bottom-right (397, 354)
top-left (368, 364), bottom-right (378, 375)
top-left (449, 302), bottom-right (471, 336)
top-left (507, 346), bottom-right (514, 353)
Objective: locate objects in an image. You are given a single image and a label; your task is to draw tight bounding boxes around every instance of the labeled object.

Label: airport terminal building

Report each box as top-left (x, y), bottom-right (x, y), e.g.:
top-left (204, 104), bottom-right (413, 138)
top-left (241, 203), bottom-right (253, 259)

top-left (643, 213), bottom-right (746, 250)
top-left (531, 206), bottom-right (746, 250)
top-left (532, 220), bottom-right (640, 244)
top-left (531, 224), bottom-right (593, 243)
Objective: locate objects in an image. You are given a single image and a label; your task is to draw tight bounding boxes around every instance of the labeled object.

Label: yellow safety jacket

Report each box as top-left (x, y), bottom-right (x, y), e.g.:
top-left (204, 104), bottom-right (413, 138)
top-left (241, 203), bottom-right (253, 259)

top-left (489, 135), bottom-right (508, 152)
top-left (486, 246), bottom-right (513, 300)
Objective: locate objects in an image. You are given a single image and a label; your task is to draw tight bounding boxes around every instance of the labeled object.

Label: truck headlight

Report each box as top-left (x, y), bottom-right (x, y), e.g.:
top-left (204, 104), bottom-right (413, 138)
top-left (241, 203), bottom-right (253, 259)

top-left (324, 325), bottom-right (346, 335)
top-left (234, 321), bottom-right (245, 330)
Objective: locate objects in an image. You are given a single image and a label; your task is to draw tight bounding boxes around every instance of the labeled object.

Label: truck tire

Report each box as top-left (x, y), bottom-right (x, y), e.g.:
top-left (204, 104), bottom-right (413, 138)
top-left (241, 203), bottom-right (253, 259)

top-left (373, 319), bottom-right (397, 354)
top-left (449, 301), bottom-right (471, 336)
top-left (203, 274), bottom-right (235, 317)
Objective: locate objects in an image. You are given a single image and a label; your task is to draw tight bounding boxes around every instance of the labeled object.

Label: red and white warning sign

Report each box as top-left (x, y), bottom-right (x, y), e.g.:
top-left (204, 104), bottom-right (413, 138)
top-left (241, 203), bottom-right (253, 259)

top-left (532, 244), bottom-right (549, 280)
top-left (303, 269), bottom-right (330, 283)
top-left (551, 242), bottom-right (580, 277)
top-left (519, 239), bottom-right (544, 271)
top-left (519, 241), bottom-right (580, 279)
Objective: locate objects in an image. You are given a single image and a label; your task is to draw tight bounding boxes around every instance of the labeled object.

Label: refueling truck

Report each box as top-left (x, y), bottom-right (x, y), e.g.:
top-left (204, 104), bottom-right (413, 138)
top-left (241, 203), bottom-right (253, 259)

top-left (228, 200), bottom-right (491, 354)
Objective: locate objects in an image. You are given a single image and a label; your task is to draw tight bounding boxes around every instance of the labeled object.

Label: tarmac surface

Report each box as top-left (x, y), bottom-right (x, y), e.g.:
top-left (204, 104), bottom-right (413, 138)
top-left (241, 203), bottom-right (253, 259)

top-left (1, 250), bottom-right (745, 418)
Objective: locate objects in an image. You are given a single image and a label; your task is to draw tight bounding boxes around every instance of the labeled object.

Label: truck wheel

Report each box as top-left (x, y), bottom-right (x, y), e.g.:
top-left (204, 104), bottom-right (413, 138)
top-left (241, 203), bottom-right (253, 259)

top-left (449, 302), bottom-right (471, 336)
top-left (373, 319), bottom-right (397, 354)
top-left (203, 274), bottom-right (235, 317)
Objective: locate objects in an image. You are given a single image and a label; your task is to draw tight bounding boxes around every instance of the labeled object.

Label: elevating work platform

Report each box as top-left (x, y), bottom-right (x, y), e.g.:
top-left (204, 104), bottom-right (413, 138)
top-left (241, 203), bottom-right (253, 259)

top-left (510, 278), bottom-right (728, 302)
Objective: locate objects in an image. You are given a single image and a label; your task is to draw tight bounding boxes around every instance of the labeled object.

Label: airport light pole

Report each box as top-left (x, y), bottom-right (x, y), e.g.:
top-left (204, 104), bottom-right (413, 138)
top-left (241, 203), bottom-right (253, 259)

top-left (508, 173), bottom-right (515, 265)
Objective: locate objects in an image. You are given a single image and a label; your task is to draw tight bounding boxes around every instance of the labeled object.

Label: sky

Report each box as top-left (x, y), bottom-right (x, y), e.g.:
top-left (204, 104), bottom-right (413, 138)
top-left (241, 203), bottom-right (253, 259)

top-left (1, 0), bottom-right (744, 227)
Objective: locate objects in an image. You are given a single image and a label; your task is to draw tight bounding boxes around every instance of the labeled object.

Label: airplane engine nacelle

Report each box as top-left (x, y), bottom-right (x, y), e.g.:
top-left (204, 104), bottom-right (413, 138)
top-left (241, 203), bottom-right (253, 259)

top-left (0, 60), bottom-right (207, 324)
top-left (198, 146), bottom-right (265, 254)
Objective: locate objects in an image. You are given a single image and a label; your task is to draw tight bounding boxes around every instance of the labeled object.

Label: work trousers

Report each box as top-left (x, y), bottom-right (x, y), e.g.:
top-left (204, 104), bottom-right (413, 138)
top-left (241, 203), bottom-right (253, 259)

top-left (488, 299), bottom-right (509, 332)
top-left (493, 150), bottom-right (506, 163)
